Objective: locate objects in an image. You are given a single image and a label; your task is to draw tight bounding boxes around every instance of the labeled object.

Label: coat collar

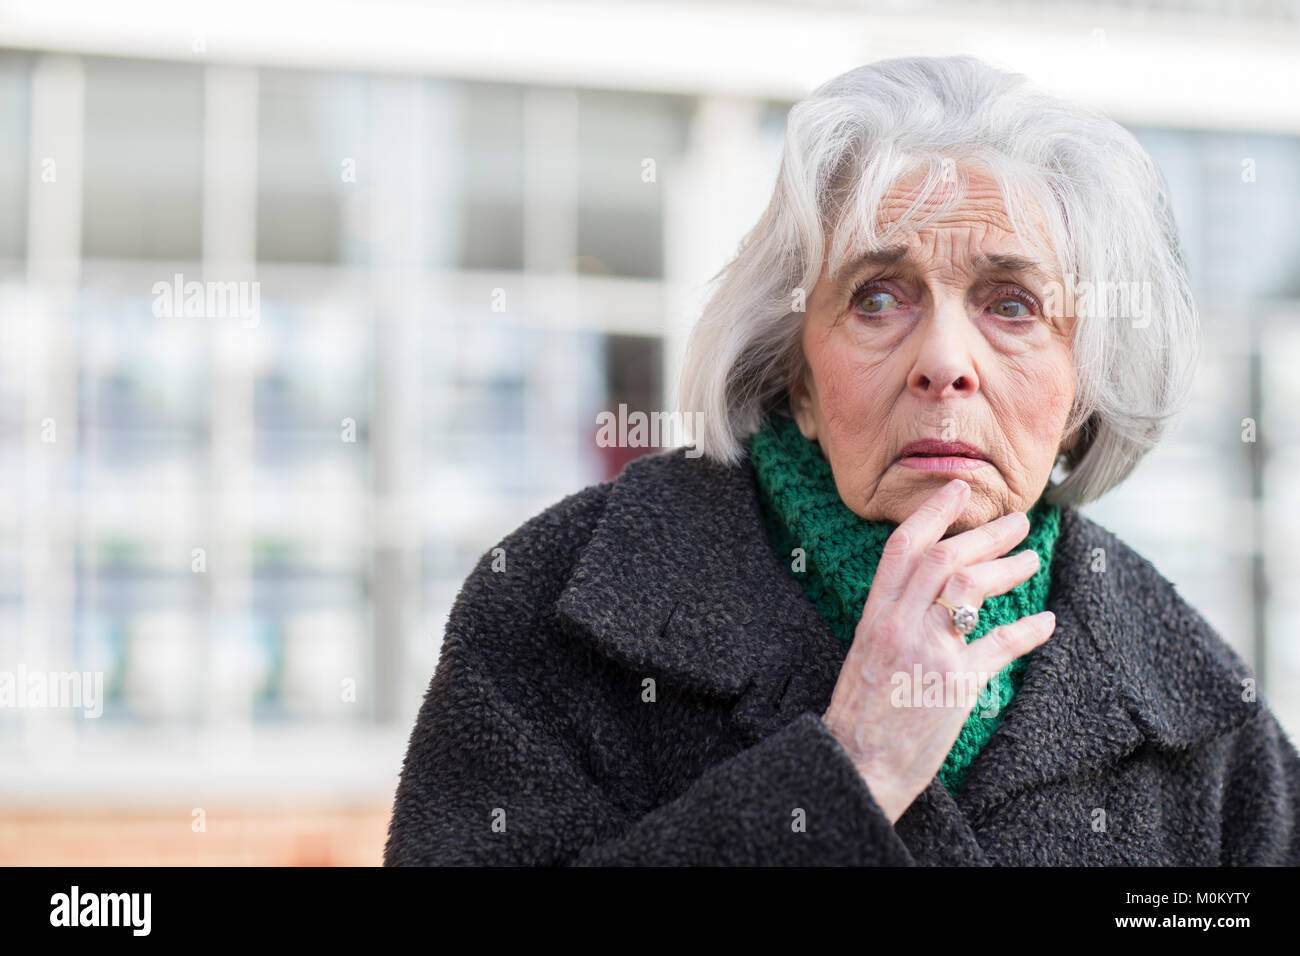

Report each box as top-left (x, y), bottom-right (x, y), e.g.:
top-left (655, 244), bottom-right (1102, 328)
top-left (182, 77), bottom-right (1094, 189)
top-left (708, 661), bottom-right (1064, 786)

top-left (555, 447), bottom-right (1259, 840)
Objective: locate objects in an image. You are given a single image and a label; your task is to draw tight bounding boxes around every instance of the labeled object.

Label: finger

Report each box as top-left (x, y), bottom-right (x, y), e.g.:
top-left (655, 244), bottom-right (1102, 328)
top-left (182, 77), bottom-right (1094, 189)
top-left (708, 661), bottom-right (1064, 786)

top-left (897, 510), bottom-right (1032, 620)
top-left (938, 548), bottom-right (1041, 611)
top-left (963, 611), bottom-right (1056, 675)
top-left (870, 478), bottom-right (971, 604)
top-left (925, 549), bottom-right (1042, 639)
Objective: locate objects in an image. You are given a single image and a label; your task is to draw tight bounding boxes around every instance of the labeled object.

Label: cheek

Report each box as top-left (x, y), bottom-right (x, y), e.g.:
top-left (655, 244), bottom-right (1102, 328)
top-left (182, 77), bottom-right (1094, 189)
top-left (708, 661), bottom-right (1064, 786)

top-left (991, 354), bottom-right (1074, 460)
top-left (812, 343), bottom-right (895, 435)
top-left (1032, 352), bottom-right (1076, 427)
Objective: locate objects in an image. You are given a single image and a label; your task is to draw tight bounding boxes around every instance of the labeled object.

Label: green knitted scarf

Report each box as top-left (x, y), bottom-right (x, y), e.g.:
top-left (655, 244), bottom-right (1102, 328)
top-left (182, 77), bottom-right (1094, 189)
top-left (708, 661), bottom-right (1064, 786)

top-left (747, 410), bottom-right (1061, 796)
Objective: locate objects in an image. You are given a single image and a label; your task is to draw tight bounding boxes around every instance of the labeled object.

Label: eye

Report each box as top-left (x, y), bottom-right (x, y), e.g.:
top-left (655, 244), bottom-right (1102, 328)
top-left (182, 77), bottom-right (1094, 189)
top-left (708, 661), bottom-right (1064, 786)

top-left (991, 297), bottom-right (1032, 319)
top-left (988, 286), bottom-right (1042, 322)
top-left (851, 283), bottom-right (903, 316)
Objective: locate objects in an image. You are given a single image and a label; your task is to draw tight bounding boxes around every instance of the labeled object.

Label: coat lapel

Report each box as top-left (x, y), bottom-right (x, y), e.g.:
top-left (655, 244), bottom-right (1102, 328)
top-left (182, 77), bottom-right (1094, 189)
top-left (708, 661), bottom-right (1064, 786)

top-left (556, 449), bottom-right (847, 743)
top-left (955, 505), bottom-right (1261, 828)
top-left (949, 506), bottom-right (1146, 828)
top-left (555, 448), bottom-right (1258, 862)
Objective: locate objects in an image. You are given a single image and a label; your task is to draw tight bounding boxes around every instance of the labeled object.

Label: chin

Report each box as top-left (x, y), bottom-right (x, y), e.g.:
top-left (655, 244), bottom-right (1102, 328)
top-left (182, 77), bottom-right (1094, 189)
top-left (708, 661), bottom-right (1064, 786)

top-left (889, 492), bottom-right (994, 537)
top-left (940, 515), bottom-right (978, 538)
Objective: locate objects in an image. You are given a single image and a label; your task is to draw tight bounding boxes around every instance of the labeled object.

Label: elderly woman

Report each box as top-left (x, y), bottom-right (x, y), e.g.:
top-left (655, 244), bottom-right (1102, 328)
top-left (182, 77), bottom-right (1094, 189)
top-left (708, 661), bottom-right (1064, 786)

top-left (384, 55), bottom-right (1300, 866)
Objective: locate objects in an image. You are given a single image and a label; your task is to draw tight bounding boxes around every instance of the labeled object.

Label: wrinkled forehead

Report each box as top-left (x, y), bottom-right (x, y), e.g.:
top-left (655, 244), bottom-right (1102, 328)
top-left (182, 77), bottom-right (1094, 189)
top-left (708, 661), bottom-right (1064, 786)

top-left (827, 158), bottom-right (1067, 281)
top-left (881, 169), bottom-right (1024, 230)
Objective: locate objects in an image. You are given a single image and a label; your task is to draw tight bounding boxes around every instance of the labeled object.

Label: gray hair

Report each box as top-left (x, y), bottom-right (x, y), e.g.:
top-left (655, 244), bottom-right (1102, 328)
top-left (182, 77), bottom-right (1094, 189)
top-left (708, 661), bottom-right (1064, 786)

top-left (677, 54), bottom-right (1199, 507)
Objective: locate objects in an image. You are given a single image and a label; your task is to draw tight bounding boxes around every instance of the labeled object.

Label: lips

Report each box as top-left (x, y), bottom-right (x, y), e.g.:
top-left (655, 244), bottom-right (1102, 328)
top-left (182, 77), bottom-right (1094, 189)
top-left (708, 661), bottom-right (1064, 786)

top-left (897, 439), bottom-right (991, 462)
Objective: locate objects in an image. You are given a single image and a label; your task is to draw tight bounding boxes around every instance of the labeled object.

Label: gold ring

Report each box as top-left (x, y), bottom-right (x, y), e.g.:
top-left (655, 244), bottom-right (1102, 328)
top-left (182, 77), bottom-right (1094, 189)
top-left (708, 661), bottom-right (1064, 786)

top-left (935, 597), bottom-right (979, 637)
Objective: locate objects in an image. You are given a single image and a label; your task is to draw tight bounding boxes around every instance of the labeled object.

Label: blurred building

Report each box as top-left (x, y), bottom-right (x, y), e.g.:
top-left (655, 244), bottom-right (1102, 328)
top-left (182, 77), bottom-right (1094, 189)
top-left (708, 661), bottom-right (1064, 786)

top-left (0, 0), bottom-right (1297, 864)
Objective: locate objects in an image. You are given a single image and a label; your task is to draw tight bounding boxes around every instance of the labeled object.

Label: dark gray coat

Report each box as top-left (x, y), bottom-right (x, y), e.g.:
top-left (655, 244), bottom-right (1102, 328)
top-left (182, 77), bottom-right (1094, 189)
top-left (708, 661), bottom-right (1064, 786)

top-left (384, 447), bottom-right (1300, 865)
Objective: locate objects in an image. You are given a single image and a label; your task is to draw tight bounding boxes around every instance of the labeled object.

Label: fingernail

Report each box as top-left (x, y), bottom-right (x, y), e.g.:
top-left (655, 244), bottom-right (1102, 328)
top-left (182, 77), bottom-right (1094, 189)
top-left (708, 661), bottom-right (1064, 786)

top-left (946, 479), bottom-right (968, 496)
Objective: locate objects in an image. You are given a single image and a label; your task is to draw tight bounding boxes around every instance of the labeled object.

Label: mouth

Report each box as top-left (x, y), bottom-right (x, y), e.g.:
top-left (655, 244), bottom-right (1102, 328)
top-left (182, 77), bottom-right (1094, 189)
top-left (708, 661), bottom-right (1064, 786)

top-left (895, 439), bottom-right (992, 474)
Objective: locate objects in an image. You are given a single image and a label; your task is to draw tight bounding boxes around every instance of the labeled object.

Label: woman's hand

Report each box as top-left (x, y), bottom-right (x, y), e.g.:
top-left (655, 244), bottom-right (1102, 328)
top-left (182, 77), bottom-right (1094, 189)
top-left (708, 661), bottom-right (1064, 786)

top-left (820, 477), bottom-right (1057, 825)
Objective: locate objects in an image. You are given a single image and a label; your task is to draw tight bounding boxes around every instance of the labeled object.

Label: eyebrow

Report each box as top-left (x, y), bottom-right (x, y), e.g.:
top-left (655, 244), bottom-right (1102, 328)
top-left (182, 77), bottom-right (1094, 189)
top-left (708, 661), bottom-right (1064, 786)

top-left (839, 246), bottom-right (1052, 283)
top-left (974, 252), bottom-right (1052, 281)
top-left (841, 244), bottom-right (910, 273)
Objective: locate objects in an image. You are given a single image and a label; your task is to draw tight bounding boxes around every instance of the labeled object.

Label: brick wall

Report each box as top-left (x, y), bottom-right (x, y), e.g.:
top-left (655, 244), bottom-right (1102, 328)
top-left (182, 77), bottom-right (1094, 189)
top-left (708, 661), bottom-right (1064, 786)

top-left (0, 805), bottom-right (393, 866)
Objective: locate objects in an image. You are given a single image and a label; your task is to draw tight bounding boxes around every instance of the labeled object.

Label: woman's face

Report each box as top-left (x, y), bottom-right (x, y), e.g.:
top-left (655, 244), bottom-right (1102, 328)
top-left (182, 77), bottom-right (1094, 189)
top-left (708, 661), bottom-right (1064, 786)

top-left (790, 167), bottom-right (1078, 535)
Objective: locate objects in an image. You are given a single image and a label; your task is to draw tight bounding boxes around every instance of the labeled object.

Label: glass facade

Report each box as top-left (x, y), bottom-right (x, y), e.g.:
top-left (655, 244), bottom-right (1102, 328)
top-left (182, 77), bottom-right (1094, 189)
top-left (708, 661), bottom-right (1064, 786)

top-left (0, 43), bottom-right (1296, 804)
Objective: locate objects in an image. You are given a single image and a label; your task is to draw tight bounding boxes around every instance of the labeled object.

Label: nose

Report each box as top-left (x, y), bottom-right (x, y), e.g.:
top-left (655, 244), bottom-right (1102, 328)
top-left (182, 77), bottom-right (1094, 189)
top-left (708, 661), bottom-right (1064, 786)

top-left (907, 298), bottom-right (979, 398)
